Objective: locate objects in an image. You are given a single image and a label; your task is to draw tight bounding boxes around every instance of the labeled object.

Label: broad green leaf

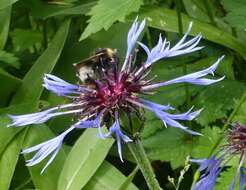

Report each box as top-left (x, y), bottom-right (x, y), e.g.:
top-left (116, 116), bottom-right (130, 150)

top-left (222, 0), bottom-right (246, 30)
top-left (84, 161), bottom-right (139, 190)
top-left (192, 80), bottom-right (246, 126)
top-left (191, 127), bottom-right (222, 158)
top-left (45, 2), bottom-right (96, 19)
top-left (0, 6), bottom-right (11, 49)
top-left (183, 0), bottom-right (230, 31)
top-left (0, 103), bottom-right (36, 190)
top-left (23, 0), bottom-right (95, 19)
top-left (138, 7), bottom-right (246, 59)
top-left (0, 68), bottom-right (21, 107)
top-left (58, 128), bottom-right (114, 190)
top-left (0, 130), bottom-right (24, 190)
top-left (9, 156), bottom-right (33, 190)
top-left (142, 124), bottom-right (193, 169)
top-left (79, 0), bottom-right (143, 40)
top-left (0, 0), bottom-right (18, 10)
top-left (119, 166), bottom-right (139, 190)
top-left (11, 19), bottom-right (71, 104)
top-left (182, 0), bottom-right (210, 22)
top-left (23, 125), bottom-right (67, 190)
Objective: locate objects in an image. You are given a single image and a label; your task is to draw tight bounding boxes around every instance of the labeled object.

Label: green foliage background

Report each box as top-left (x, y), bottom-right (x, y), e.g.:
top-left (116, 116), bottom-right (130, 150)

top-left (0, 0), bottom-right (246, 189)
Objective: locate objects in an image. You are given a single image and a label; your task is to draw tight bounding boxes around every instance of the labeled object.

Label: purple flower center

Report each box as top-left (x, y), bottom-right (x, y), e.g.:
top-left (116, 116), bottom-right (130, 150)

top-left (228, 123), bottom-right (246, 154)
top-left (76, 59), bottom-right (146, 115)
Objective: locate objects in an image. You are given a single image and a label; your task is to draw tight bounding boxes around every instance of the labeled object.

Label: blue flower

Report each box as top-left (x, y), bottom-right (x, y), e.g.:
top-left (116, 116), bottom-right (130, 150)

top-left (8, 18), bottom-right (224, 173)
top-left (191, 156), bottom-right (223, 190)
top-left (192, 123), bottom-right (246, 190)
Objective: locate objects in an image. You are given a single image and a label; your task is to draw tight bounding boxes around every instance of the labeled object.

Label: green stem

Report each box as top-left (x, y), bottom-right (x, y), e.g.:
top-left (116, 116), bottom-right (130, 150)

top-left (175, 0), bottom-right (183, 35)
top-left (175, 0), bottom-right (191, 108)
top-left (191, 92), bottom-right (246, 187)
top-left (146, 28), bottom-right (153, 48)
top-left (128, 139), bottom-right (162, 190)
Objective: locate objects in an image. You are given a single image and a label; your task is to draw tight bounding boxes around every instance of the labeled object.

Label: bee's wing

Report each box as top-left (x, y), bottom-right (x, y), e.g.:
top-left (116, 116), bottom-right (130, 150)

top-left (72, 52), bottom-right (106, 70)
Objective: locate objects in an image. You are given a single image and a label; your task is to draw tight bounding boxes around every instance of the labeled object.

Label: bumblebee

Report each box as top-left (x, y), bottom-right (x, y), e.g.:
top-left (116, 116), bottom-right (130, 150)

top-left (73, 48), bottom-right (118, 82)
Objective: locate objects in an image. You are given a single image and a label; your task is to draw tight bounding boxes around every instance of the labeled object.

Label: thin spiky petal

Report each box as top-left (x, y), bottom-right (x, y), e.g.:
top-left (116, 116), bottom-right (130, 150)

top-left (121, 18), bottom-right (146, 71)
top-left (142, 56), bottom-right (225, 91)
top-left (101, 117), bottom-right (132, 161)
top-left (7, 104), bottom-right (81, 127)
top-left (138, 22), bottom-right (203, 68)
top-left (22, 126), bottom-right (74, 173)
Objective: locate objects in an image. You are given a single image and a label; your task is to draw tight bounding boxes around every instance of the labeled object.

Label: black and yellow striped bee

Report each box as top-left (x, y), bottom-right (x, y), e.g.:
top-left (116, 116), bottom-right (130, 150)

top-left (73, 48), bottom-right (118, 82)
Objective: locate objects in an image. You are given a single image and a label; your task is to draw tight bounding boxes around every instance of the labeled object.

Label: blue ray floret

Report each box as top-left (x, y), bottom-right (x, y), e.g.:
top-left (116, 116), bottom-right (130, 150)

top-left (8, 18), bottom-right (224, 173)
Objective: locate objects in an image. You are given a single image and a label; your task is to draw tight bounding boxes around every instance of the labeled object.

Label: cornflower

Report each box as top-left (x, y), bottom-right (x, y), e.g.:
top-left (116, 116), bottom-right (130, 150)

top-left (192, 123), bottom-right (246, 190)
top-left (8, 18), bottom-right (224, 173)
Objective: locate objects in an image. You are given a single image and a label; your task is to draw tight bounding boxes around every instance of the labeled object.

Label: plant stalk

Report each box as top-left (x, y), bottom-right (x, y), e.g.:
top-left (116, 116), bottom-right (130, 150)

top-left (128, 138), bottom-right (162, 190)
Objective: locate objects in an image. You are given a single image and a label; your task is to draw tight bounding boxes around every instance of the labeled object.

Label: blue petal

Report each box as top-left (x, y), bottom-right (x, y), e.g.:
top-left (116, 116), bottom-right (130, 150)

top-left (43, 74), bottom-right (89, 96)
top-left (192, 156), bottom-right (223, 190)
top-left (102, 119), bottom-right (132, 161)
top-left (8, 104), bottom-right (83, 127)
top-left (140, 99), bottom-right (175, 111)
top-left (239, 167), bottom-right (246, 190)
top-left (138, 22), bottom-right (203, 67)
top-left (142, 56), bottom-right (225, 91)
top-left (122, 17), bottom-right (146, 71)
top-left (22, 126), bottom-right (74, 173)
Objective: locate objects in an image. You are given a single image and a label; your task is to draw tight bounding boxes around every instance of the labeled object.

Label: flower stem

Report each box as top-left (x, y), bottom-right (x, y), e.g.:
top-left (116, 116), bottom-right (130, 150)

top-left (128, 138), bottom-right (162, 190)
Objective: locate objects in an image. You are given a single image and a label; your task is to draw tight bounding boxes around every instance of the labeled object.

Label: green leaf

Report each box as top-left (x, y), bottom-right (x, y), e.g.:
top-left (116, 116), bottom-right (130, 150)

top-left (0, 68), bottom-right (21, 107)
top-left (0, 103), bottom-right (36, 190)
top-left (182, 0), bottom-right (210, 22)
top-left (142, 124), bottom-right (193, 169)
top-left (10, 29), bottom-right (43, 52)
top-left (119, 166), bottom-right (139, 190)
top-left (0, 50), bottom-right (20, 68)
top-left (11, 19), bottom-right (71, 104)
top-left (0, 0), bottom-right (18, 10)
top-left (84, 161), bottom-right (139, 190)
top-left (44, 2), bottom-right (96, 19)
top-left (0, 130), bottom-right (24, 190)
top-left (58, 128), bottom-right (114, 190)
top-left (192, 80), bottom-right (246, 126)
top-left (191, 127), bottom-right (222, 158)
top-left (23, 125), bottom-right (67, 190)
top-left (222, 0), bottom-right (246, 30)
top-left (79, 0), bottom-right (143, 40)
top-left (233, 99), bottom-right (246, 124)
top-left (0, 6), bottom-right (11, 49)
top-left (215, 156), bottom-right (239, 190)
top-left (23, 0), bottom-right (95, 19)
top-left (138, 7), bottom-right (246, 59)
